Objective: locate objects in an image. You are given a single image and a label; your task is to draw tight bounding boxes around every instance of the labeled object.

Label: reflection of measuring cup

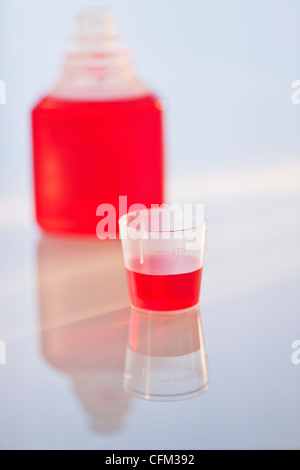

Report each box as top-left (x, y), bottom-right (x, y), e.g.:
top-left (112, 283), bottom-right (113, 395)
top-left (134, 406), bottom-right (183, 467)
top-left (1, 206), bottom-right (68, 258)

top-left (119, 207), bottom-right (207, 312)
top-left (123, 306), bottom-right (209, 401)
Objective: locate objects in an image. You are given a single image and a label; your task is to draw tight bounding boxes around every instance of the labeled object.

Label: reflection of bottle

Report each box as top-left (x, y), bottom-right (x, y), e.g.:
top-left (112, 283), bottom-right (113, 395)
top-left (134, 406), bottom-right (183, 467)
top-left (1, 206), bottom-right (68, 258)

top-left (38, 236), bottom-right (129, 327)
top-left (38, 236), bottom-right (132, 433)
top-left (124, 307), bottom-right (208, 401)
top-left (32, 10), bottom-right (164, 234)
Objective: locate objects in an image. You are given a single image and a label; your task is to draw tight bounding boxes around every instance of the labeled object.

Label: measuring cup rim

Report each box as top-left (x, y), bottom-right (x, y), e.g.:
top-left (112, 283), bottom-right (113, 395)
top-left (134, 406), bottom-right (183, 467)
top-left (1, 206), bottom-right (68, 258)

top-left (118, 208), bottom-right (207, 234)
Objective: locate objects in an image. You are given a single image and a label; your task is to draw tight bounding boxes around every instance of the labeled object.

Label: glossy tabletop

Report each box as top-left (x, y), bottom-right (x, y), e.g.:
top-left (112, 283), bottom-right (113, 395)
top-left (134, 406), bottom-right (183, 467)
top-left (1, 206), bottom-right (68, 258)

top-left (0, 168), bottom-right (299, 450)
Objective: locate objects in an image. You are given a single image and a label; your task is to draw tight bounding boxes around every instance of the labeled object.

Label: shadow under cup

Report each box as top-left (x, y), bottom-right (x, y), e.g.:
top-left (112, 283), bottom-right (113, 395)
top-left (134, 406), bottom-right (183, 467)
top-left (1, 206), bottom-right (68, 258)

top-left (119, 208), bottom-right (207, 313)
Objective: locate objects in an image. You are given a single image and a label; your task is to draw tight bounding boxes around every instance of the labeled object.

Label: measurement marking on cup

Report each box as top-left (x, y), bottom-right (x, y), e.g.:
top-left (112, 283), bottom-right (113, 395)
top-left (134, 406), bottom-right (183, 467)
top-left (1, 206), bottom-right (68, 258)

top-left (154, 249), bottom-right (193, 254)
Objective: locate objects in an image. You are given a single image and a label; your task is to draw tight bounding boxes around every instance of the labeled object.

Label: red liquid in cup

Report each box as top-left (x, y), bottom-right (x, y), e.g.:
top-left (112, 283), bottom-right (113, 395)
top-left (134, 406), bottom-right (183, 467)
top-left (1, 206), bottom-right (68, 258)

top-left (126, 255), bottom-right (202, 311)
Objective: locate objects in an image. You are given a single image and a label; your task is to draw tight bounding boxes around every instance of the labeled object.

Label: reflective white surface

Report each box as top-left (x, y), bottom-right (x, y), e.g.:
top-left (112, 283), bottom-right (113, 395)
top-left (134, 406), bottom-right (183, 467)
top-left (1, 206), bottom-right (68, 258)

top-left (0, 172), bottom-right (299, 449)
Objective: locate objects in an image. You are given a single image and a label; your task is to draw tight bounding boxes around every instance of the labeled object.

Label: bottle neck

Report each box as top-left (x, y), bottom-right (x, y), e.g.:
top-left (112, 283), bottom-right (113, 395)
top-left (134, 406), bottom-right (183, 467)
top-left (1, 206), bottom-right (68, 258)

top-left (50, 10), bottom-right (149, 101)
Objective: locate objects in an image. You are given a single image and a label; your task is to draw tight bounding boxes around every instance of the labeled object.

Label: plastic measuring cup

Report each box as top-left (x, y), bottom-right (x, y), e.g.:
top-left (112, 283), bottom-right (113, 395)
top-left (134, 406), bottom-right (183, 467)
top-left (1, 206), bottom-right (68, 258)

top-left (119, 207), bottom-right (207, 312)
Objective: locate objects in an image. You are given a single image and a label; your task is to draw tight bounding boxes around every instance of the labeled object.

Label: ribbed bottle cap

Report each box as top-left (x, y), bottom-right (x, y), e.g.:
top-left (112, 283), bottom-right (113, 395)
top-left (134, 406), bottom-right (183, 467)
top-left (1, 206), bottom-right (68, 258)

top-left (74, 9), bottom-right (120, 53)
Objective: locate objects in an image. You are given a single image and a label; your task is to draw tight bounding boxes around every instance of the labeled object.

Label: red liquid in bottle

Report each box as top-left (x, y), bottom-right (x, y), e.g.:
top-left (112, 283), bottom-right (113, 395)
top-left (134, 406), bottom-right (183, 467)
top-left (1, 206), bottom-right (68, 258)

top-left (32, 95), bottom-right (164, 234)
top-left (126, 255), bottom-right (202, 311)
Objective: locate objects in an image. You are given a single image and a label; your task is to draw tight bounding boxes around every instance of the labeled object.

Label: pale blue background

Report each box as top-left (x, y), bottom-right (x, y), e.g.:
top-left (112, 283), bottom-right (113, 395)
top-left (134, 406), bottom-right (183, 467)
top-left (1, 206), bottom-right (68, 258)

top-left (0, 1), bottom-right (300, 450)
top-left (0, 0), bottom-right (299, 200)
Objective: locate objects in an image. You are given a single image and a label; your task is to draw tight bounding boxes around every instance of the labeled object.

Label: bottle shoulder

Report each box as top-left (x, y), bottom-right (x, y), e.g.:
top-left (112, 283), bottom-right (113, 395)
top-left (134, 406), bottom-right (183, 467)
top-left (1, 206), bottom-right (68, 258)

top-left (32, 94), bottom-right (163, 115)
